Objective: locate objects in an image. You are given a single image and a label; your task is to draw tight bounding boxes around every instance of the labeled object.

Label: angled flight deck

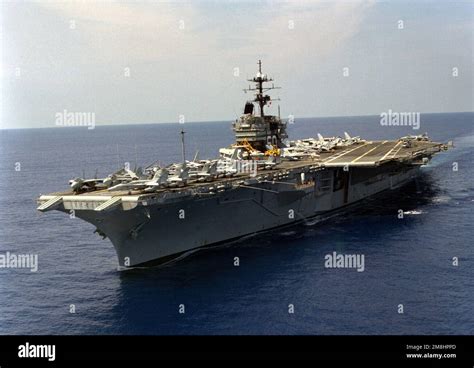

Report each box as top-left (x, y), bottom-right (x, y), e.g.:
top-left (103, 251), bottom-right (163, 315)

top-left (319, 140), bottom-right (443, 167)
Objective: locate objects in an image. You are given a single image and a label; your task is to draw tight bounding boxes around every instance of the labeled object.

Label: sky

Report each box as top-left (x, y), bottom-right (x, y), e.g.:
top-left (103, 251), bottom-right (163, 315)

top-left (0, 0), bottom-right (472, 129)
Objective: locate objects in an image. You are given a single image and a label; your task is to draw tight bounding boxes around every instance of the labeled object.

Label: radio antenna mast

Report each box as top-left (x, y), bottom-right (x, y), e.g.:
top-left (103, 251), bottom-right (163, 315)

top-left (180, 129), bottom-right (186, 164)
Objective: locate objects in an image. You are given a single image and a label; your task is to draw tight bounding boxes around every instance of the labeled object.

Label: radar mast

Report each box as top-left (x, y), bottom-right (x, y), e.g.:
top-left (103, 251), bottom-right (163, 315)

top-left (244, 60), bottom-right (281, 117)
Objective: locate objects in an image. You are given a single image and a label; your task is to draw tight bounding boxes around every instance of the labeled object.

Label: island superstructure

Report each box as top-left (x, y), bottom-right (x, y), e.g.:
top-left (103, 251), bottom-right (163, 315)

top-left (37, 61), bottom-right (449, 267)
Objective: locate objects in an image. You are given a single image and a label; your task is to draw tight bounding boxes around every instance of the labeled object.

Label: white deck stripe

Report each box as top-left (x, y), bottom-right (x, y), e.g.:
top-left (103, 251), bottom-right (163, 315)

top-left (391, 142), bottom-right (404, 158)
top-left (380, 140), bottom-right (402, 161)
top-left (351, 141), bottom-right (388, 163)
top-left (323, 143), bottom-right (369, 164)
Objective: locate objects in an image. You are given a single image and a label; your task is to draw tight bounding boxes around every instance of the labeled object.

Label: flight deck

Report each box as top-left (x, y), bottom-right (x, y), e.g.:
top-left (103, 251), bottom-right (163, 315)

top-left (39, 139), bottom-right (446, 202)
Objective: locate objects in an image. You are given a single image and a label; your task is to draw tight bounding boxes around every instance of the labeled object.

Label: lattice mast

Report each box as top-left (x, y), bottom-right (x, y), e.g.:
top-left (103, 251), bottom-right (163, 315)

top-left (244, 60), bottom-right (281, 117)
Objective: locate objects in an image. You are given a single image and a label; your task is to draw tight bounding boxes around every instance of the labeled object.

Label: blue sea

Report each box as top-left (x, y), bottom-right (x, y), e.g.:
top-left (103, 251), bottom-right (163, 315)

top-left (0, 112), bottom-right (473, 335)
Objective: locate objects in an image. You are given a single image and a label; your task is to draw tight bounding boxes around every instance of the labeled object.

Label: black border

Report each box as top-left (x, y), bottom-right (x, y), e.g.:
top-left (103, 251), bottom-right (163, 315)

top-left (0, 335), bottom-right (472, 364)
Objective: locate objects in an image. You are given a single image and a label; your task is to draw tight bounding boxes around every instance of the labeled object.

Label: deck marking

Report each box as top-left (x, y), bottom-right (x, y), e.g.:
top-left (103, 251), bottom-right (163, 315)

top-left (380, 140), bottom-right (402, 161)
top-left (351, 141), bottom-right (388, 163)
top-left (323, 143), bottom-right (369, 164)
top-left (391, 142), bottom-right (404, 158)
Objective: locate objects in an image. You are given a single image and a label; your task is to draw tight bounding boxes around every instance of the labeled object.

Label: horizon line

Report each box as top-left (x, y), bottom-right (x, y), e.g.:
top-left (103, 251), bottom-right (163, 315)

top-left (1, 110), bottom-right (472, 131)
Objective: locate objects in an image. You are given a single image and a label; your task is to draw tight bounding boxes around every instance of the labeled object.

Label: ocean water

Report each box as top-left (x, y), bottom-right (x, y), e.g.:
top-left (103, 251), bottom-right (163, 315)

top-left (0, 112), bottom-right (472, 335)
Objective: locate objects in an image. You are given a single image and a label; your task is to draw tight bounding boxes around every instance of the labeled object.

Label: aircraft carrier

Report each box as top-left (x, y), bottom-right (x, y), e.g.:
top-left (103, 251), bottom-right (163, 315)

top-left (37, 61), bottom-right (449, 268)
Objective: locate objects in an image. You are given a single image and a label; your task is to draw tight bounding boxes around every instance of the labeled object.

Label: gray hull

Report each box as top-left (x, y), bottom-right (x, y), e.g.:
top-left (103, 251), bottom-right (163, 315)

top-left (74, 165), bottom-right (420, 267)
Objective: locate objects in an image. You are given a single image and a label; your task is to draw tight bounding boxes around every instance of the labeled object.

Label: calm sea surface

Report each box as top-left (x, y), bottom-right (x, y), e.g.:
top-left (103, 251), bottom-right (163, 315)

top-left (0, 112), bottom-right (472, 334)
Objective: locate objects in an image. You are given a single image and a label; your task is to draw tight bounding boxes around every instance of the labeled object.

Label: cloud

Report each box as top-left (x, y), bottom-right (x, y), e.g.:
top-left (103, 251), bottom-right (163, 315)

top-left (245, 1), bottom-right (376, 64)
top-left (35, 0), bottom-right (375, 67)
top-left (36, 1), bottom-right (215, 64)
